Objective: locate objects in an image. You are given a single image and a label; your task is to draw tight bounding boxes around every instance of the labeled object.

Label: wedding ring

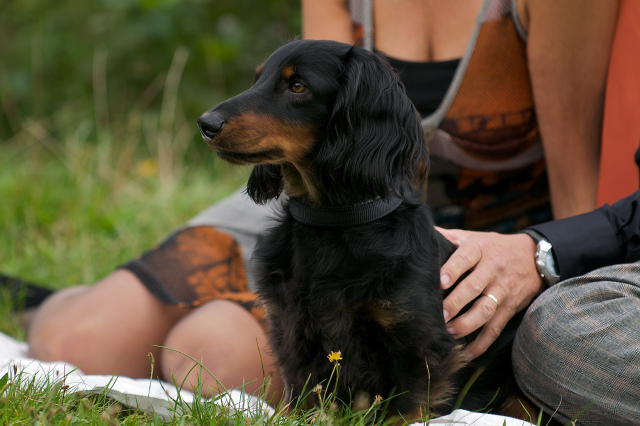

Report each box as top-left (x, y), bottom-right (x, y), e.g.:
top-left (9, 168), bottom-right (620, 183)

top-left (484, 293), bottom-right (499, 309)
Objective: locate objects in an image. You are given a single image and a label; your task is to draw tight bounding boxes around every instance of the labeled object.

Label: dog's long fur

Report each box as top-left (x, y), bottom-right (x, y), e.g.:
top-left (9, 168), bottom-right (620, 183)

top-left (198, 40), bottom-right (526, 418)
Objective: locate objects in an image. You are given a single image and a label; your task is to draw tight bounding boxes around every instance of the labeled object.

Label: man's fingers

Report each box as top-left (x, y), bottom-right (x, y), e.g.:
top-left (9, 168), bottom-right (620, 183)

top-left (463, 309), bottom-right (513, 360)
top-left (440, 239), bottom-right (482, 290)
top-left (435, 227), bottom-right (465, 246)
top-left (442, 266), bottom-right (495, 323)
top-left (445, 287), bottom-right (502, 337)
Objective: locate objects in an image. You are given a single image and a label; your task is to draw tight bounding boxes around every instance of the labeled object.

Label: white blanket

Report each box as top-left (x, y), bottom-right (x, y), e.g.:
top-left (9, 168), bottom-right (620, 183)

top-left (0, 331), bottom-right (533, 425)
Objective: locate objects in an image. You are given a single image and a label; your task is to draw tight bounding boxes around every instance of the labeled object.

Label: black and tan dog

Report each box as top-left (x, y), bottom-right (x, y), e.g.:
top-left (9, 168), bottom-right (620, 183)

top-left (197, 40), bottom-right (529, 419)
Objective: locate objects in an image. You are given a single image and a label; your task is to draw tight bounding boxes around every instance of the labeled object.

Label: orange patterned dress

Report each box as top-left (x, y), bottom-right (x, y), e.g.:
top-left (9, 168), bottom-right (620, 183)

top-left (351, 0), bottom-right (552, 232)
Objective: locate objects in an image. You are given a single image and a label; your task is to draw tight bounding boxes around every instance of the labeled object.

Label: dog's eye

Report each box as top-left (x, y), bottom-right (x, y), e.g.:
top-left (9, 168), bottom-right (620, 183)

top-left (290, 82), bottom-right (306, 94)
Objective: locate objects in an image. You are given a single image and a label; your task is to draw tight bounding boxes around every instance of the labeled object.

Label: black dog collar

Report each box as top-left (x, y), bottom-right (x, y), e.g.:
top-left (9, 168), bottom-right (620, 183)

top-left (289, 196), bottom-right (403, 227)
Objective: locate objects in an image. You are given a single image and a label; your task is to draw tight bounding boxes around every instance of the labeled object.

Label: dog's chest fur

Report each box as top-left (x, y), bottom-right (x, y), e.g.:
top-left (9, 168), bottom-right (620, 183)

top-left (254, 196), bottom-right (464, 415)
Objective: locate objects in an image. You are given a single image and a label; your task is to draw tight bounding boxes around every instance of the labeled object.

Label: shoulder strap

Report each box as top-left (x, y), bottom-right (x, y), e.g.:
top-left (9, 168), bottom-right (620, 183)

top-left (348, 0), bottom-right (374, 51)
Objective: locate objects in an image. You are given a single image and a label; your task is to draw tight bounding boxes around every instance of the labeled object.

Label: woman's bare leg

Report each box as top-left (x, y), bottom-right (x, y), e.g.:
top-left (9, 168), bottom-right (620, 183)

top-left (161, 299), bottom-right (284, 403)
top-left (28, 269), bottom-right (190, 378)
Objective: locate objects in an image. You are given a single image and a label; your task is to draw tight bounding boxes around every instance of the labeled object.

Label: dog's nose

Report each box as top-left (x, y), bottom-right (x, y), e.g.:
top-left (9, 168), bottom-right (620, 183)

top-left (197, 112), bottom-right (226, 141)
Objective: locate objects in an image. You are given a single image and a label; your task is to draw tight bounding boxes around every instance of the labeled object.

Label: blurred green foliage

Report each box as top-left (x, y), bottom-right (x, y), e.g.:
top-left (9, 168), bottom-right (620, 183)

top-left (0, 0), bottom-right (301, 144)
top-left (0, 0), bottom-right (301, 296)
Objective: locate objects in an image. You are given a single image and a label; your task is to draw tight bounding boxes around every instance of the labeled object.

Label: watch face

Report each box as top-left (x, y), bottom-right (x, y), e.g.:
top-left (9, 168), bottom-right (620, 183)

top-left (545, 250), bottom-right (557, 275)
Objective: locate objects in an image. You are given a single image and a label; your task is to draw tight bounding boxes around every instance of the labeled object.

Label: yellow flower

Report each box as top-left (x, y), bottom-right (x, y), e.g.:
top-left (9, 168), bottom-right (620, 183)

top-left (327, 351), bottom-right (343, 363)
top-left (136, 158), bottom-right (158, 177)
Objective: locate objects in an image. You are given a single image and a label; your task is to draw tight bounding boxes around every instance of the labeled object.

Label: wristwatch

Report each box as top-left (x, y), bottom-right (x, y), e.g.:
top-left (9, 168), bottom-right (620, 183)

top-left (522, 229), bottom-right (560, 287)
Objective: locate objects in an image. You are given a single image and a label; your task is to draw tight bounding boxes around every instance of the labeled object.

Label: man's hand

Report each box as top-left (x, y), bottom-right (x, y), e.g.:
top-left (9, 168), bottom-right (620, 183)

top-left (437, 227), bottom-right (546, 360)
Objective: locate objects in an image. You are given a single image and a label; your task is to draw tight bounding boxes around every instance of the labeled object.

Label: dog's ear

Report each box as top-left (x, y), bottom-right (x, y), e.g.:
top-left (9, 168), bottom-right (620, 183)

top-left (314, 47), bottom-right (429, 205)
top-left (434, 229), bottom-right (457, 267)
top-left (247, 164), bottom-right (283, 204)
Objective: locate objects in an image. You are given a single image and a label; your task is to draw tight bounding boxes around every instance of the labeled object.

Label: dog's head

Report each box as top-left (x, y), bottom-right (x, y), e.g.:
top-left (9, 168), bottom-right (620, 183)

top-left (197, 40), bottom-right (429, 206)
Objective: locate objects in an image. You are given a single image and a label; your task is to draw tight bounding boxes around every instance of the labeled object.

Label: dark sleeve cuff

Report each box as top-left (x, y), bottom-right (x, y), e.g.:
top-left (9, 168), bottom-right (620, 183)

top-left (529, 210), bottom-right (622, 281)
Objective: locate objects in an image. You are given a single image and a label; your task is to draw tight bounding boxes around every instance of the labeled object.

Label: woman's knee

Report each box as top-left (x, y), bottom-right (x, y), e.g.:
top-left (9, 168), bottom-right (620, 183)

top-left (28, 269), bottom-right (189, 377)
top-left (28, 285), bottom-right (92, 360)
top-left (161, 300), bottom-right (283, 400)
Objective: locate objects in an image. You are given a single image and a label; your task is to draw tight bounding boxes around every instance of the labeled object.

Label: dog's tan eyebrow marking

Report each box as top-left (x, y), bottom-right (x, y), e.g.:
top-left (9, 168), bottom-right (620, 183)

top-left (281, 64), bottom-right (296, 79)
top-left (256, 63), bottom-right (264, 74)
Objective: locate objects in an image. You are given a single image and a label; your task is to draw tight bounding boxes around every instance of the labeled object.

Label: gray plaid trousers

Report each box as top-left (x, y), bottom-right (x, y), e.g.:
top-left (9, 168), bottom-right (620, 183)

top-left (513, 262), bottom-right (640, 425)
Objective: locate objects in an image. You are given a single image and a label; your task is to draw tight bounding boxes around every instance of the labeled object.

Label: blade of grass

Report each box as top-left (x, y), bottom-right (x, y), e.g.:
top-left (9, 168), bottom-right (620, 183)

top-left (453, 366), bottom-right (486, 410)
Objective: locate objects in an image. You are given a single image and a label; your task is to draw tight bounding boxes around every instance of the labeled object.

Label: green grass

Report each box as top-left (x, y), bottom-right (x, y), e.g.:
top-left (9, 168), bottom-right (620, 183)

top-left (0, 130), bottom-right (249, 294)
top-left (0, 353), bottom-right (426, 425)
top-left (0, 369), bottom-right (157, 425)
